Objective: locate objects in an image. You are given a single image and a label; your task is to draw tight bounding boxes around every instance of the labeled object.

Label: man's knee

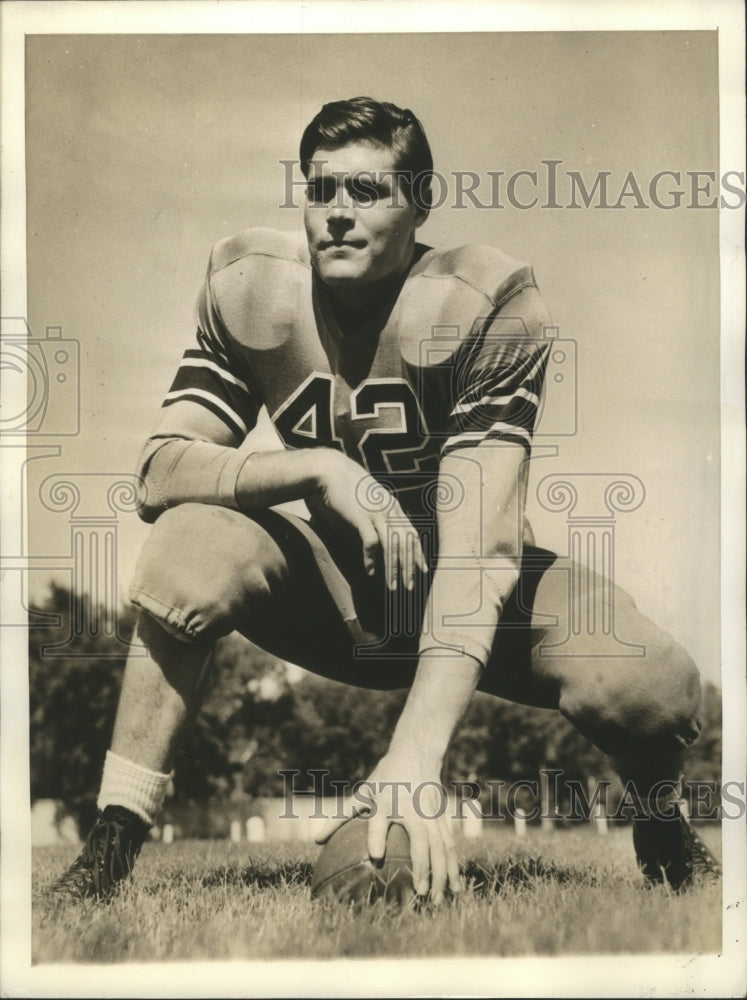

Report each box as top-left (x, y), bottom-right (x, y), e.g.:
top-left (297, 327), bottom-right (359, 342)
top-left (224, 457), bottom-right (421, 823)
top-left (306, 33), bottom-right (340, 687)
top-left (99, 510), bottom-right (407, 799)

top-left (558, 626), bottom-right (702, 756)
top-left (129, 504), bottom-right (281, 642)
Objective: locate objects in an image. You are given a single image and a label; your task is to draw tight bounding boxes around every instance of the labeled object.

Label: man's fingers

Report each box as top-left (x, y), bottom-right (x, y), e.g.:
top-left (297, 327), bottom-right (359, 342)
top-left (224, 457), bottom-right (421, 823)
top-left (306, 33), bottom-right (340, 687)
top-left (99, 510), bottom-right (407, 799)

top-left (427, 823), bottom-right (448, 905)
top-left (407, 822), bottom-right (431, 897)
top-left (367, 516), bottom-right (392, 588)
top-left (386, 528), bottom-right (400, 591)
top-left (361, 497), bottom-right (427, 592)
top-left (406, 528), bottom-right (428, 589)
top-left (387, 503), bottom-right (424, 591)
top-left (375, 518), bottom-right (408, 592)
top-left (390, 500), bottom-right (426, 578)
top-left (367, 812), bottom-right (390, 863)
top-left (412, 530), bottom-right (428, 576)
top-left (358, 520), bottom-right (380, 577)
top-left (396, 526), bottom-right (421, 592)
top-left (438, 817), bottom-right (462, 897)
top-left (446, 841), bottom-right (462, 896)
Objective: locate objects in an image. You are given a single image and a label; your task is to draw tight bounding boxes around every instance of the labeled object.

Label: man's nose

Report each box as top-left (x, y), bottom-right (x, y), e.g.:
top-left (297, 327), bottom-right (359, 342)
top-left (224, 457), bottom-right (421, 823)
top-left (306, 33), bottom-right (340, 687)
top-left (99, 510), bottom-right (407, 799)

top-left (327, 186), bottom-right (355, 221)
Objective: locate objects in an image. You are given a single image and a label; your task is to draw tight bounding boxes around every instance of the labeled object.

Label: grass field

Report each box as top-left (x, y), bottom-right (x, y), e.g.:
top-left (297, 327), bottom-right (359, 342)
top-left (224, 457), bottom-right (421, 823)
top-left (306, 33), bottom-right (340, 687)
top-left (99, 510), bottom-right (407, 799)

top-left (32, 824), bottom-right (722, 964)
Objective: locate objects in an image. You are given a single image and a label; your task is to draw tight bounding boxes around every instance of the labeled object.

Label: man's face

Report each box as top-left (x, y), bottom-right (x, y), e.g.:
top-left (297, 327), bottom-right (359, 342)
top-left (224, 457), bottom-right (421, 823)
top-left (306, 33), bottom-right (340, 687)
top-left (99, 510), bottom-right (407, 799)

top-left (304, 140), bottom-right (426, 288)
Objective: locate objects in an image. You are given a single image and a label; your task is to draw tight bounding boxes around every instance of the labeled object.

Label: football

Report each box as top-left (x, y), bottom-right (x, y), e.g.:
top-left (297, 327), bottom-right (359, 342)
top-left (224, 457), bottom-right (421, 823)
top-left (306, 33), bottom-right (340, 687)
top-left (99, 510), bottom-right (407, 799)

top-left (311, 816), bottom-right (413, 905)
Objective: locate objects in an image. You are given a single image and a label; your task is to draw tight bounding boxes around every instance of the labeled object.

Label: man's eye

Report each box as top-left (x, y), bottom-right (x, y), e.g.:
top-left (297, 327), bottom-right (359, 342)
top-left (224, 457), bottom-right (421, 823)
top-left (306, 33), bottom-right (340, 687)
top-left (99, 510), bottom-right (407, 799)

top-left (351, 175), bottom-right (381, 205)
top-left (307, 178), bottom-right (336, 204)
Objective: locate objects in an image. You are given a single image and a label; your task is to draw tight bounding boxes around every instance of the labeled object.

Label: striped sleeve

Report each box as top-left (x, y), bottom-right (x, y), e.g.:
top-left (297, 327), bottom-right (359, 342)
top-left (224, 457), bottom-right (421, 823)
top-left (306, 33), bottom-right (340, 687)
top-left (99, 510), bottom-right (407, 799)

top-left (160, 279), bottom-right (261, 443)
top-left (441, 305), bottom-right (551, 458)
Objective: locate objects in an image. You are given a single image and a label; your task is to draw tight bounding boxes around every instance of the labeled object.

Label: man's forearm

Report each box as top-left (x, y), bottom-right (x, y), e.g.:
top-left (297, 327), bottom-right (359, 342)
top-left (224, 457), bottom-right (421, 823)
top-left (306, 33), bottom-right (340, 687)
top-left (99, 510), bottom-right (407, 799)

top-left (387, 557), bottom-right (517, 767)
top-left (235, 448), bottom-right (332, 508)
top-left (418, 557), bottom-right (520, 666)
top-left (138, 436), bottom-right (335, 520)
top-left (387, 651), bottom-right (483, 767)
top-left (387, 442), bottom-right (525, 769)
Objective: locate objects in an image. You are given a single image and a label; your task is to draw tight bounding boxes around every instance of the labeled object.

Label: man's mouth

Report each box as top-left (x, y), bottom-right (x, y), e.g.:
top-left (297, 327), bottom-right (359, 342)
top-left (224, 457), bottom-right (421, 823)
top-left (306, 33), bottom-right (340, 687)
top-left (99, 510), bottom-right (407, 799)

top-left (318, 239), bottom-right (367, 250)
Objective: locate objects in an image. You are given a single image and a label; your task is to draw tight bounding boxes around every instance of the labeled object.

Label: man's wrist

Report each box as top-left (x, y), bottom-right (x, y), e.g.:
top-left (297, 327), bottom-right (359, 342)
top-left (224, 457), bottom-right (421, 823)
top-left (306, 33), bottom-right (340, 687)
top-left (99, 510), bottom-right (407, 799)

top-left (386, 730), bottom-right (448, 771)
top-left (386, 650), bottom-right (483, 767)
top-left (235, 446), bottom-right (338, 508)
top-left (312, 447), bottom-right (346, 491)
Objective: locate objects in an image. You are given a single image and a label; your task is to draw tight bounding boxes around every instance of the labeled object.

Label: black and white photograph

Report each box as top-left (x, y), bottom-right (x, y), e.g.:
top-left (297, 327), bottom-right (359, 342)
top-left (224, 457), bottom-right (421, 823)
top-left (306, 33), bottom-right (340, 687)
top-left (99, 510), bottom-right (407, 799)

top-left (1, 1), bottom-right (744, 996)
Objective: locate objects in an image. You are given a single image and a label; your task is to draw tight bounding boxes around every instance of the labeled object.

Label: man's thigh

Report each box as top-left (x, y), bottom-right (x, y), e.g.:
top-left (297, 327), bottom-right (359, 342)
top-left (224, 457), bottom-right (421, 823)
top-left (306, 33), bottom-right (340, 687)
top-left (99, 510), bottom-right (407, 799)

top-left (135, 507), bottom-right (686, 716)
top-left (130, 503), bottom-right (420, 690)
top-left (243, 509), bottom-right (424, 689)
top-left (481, 549), bottom-right (697, 721)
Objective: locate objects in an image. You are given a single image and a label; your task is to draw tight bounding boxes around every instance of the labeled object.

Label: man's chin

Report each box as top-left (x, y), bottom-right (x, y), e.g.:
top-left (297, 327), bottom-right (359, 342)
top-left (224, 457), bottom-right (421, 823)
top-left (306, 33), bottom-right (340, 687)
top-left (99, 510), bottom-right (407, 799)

top-left (314, 265), bottom-right (371, 288)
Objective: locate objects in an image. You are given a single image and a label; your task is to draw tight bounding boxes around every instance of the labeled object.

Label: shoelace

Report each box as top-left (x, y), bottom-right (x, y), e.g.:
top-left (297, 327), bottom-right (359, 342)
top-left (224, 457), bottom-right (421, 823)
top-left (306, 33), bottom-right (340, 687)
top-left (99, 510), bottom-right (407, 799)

top-left (90, 819), bottom-right (130, 896)
top-left (51, 818), bottom-right (134, 899)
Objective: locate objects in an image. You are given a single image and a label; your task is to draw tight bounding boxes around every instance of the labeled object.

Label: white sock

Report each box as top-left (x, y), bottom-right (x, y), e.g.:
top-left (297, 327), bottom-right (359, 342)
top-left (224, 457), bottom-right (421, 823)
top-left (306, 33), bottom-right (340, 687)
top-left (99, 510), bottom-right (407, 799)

top-left (97, 750), bottom-right (171, 827)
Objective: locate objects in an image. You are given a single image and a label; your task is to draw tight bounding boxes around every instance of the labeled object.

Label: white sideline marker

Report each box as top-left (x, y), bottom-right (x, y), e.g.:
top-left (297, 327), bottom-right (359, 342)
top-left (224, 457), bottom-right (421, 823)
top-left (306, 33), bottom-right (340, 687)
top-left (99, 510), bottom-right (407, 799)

top-left (462, 802), bottom-right (483, 840)
top-left (593, 808), bottom-right (608, 836)
top-left (587, 776), bottom-right (608, 836)
top-left (515, 807), bottom-right (527, 838)
top-left (540, 772), bottom-right (554, 832)
top-left (246, 816), bottom-right (266, 843)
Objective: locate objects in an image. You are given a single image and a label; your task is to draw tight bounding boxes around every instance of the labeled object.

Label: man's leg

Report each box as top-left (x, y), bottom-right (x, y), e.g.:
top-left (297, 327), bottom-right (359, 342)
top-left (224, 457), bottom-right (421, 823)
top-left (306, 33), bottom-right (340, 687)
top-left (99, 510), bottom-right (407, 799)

top-left (49, 502), bottom-right (417, 900)
top-left (480, 547), bottom-right (720, 890)
top-left (108, 615), bottom-right (213, 773)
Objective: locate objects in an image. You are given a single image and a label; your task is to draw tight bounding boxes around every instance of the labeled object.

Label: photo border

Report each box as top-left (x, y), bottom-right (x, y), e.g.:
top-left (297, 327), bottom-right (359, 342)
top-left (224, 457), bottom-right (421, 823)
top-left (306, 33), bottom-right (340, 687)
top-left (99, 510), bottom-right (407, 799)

top-left (1, 2), bottom-right (744, 997)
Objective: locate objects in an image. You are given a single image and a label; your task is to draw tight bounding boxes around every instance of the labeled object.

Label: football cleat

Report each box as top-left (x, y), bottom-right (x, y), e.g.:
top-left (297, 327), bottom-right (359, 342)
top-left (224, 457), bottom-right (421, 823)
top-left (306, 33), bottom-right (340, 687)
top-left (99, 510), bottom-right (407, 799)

top-left (47, 805), bottom-right (149, 902)
top-left (633, 805), bottom-right (722, 891)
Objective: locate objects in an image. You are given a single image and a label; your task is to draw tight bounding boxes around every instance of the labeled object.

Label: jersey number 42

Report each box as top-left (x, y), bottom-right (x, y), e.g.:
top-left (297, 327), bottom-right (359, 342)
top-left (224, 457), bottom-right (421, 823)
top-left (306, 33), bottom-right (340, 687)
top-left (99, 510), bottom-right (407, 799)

top-left (272, 372), bottom-right (438, 477)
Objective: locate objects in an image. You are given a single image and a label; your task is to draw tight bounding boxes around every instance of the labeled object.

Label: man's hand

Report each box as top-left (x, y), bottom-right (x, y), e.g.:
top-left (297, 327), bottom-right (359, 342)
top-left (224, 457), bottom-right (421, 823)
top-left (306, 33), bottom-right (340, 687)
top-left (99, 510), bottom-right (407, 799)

top-left (312, 449), bottom-right (427, 590)
top-left (315, 747), bottom-right (462, 905)
top-left (315, 652), bottom-right (485, 904)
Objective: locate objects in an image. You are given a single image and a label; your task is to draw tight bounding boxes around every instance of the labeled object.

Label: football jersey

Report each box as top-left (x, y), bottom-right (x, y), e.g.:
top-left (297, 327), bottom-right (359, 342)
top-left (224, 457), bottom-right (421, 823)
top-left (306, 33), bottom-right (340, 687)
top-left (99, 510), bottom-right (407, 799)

top-left (149, 228), bottom-right (551, 522)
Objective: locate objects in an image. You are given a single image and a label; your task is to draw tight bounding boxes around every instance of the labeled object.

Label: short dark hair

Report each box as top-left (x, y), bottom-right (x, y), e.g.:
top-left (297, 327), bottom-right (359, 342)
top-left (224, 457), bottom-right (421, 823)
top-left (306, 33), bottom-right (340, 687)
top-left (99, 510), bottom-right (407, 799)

top-left (299, 96), bottom-right (434, 209)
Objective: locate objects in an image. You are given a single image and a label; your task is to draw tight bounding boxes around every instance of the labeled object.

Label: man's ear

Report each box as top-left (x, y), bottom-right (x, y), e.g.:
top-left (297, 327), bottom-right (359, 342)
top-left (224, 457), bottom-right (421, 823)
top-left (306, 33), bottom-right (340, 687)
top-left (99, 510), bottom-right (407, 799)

top-left (413, 204), bottom-right (430, 229)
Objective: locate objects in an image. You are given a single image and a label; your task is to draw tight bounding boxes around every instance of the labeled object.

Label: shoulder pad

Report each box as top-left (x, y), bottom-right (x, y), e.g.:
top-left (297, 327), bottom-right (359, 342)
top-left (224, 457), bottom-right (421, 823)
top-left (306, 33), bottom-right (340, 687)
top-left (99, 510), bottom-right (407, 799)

top-left (416, 244), bottom-right (535, 307)
top-left (205, 229), bottom-right (311, 350)
top-left (208, 228), bottom-right (309, 273)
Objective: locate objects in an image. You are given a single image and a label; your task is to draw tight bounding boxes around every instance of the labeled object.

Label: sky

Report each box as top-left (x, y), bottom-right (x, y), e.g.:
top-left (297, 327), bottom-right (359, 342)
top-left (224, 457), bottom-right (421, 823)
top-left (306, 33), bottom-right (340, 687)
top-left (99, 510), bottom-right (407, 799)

top-left (16, 30), bottom-right (723, 681)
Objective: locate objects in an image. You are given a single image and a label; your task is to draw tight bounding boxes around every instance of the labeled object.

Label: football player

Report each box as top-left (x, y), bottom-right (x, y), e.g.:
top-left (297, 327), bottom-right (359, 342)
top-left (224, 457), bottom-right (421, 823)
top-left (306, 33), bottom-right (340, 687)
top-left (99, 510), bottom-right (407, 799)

top-left (50, 97), bottom-right (719, 904)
